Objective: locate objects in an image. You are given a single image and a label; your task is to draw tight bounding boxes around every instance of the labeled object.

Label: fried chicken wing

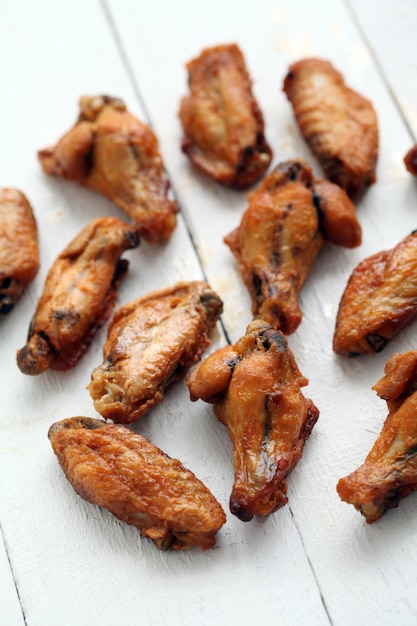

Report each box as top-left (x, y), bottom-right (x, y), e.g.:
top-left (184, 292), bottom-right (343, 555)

top-left (337, 351), bottom-right (417, 523)
top-left (224, 159), bottom-right (325, 334)
top-left (333, 231), bottom-right (417, 356)
top-left (17, 217), bottom-right (138, 375)
top-left (0, 188), bottom-right (39, 316)
top-left (88, 281), bottom-right (223, 423)
top-left (283, 58), bottom-right (378, 198)
top-left (179, 44), bottom-right (272, 189)
top-left (404, 144), bottom-right (417, 176)
top-left (48, 417), bottom-right (226, 550)
top-left (313, 179), bottom-right (362, 248)
top-left (187, 320), bottom-right (319, 521)
top-left (38, 95), bottom-right (178, 243)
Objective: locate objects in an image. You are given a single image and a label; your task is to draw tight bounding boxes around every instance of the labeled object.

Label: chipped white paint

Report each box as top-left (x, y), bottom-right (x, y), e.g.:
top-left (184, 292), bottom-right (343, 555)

top-left (0, 0), bottom-right (416, 625)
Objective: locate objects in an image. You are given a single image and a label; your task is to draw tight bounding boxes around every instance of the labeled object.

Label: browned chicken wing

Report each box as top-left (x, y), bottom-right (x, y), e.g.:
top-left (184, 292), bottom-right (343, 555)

top-left (17, 217), bottom-right (138, 375)
top-left (337, 350), bottom-right (417, 523)
top-left (224, 159), bottom-right (324, 334)
top-left (283, 58), bottom-right (378, 198)
top-left (88, 281), bottom-right (223, 423)
top-left (333, 231), bottom-right (417, 356)
top-left (404, 144), bottom-right (417, 175)
top-left (179, 44), bottom-right (272, 189)
top-left (49, 417), bottom-right (226, 550)
top-left (38, 95), bottom-right (178, 243)
top-left (187, 319), bottom-right (319, 521)
top-left (313, 179), bottom-right (362, 248)
top-left (0, 188), bottom-right (39, 316)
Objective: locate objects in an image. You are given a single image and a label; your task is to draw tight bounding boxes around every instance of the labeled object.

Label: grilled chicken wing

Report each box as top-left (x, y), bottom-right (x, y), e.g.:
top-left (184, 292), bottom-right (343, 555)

top-left (283, 58), bottom-right (378, 198)
top-left (224, 159), bottom-right (324, 334)
top-left (49, 417), bottom-right (226, 550)
top-left (88, 281), bottom-right (223, 423)
top-left (187, 320), bottom-right (319, 521)
top-left (17, 217), bottom-right (138, 375)
top-left (333, 231), bottom-right (417, 356)
top-left (404, 144), bottom-right (417, 175)
top-left (337, 350), bottom-right (417, 523)
top-left (0, 188), bottom-right (39, 316)
top-left (179, 44), bottom-right (272, 189)
top-left (38, 95), bottom-right (178, 243)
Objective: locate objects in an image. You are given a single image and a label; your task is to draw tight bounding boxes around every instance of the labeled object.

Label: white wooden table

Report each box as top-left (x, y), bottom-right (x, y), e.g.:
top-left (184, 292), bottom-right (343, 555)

top-left (1, 1), bottom-right (416, 624)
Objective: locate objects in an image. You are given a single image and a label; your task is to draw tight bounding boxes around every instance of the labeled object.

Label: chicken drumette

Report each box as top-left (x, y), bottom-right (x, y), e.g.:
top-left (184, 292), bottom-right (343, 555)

top-left (187, 319), bottom-right (319, 521)
top-left (179, 43), bottom-right (272, 189)
top-left (88, 281), bottom-right (223, 423)
top-left (17, 217), bottom-right (138, 374)
top-left (38, 95), bottom-right (178, 243)
top-left (0, 188), bottom-right (39, 316)
top-left (283, 58), bottom-right (378, 198)
top-left (337, 350), bottom-right (417, 523)
top-left (224, 159), bottom-right (361, 334)
top-left (49, 417), bottom-right (226, 550)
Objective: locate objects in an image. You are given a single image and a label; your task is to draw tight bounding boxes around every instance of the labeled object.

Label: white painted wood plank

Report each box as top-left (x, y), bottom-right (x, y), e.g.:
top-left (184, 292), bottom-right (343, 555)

top-left (0, 532), bottom-right (25, 626)
top-left (348, 0), bottom-right (417, 139)
top-left (106, 0), bottom-right (417, 624)
top-left (0, 1), bottom-right (329, 625)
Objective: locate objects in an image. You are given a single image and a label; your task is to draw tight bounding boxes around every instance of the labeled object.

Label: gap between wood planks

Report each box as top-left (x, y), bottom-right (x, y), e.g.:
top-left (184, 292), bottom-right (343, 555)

top-left (0, 520), bottom-right (27, 625)
top-left (99, 0), bottom-right (234, 346)
top-left (99, 2), bottom-right (335, 622)
top-left (344, 0), bottom-right (417, 144)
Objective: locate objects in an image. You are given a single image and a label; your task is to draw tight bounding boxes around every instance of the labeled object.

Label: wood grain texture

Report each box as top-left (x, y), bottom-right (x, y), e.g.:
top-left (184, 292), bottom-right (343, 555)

top-left (348, 0), bottom-right (417, 140)
top-left (0, 0), bottom-right (416, 624)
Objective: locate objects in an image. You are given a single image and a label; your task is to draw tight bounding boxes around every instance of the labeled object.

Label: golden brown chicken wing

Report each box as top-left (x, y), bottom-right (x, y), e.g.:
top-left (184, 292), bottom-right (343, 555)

top-left (179, 44), bottom-right (272, 189)
top-left (0, 188), bottom-right (39, 316)
top-left (224, 159), bottom-right (325, 334)
top-left (313, 179), bottom-right (362, 248)
top-left (38, 95), bottom-right (178, 243)
top-left (49, 417), bottom-right (226, 550)
top-left (283, 58), bottom-right (378, 198)
top-left (333, 231), bottom-right (417, 356)
top-left (404, 144), bottom-right (417, 175)
top-left (17, 217), bottom-right (138, 375)
top-left (187, 320), bottom-right (319, 521)
top-left (88, 281), bottom-right (223, 423)
top-left (337, 350), bottom-right (417, 523)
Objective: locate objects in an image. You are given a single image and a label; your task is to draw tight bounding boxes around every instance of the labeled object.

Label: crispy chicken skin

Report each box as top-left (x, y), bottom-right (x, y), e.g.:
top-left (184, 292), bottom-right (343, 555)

top-left (17, 217), bottom-right (138, 375)
top-left (404, 144), bottom-right (417, 176)
top-left (38, 95), bottom-right (178, 243)
top-left (187, 320), bottom-right (319, 521)
top-left (283, 58), bottom-right (378, 198)
top-left (179, 44), bottom-right (272, 189)
top-left (333, 231), bottom-right (417, 356)
top-left (337, 351), bottom-right (417, 523)
top-left (224, 159), bottom-right (324, 334)
top-left (0, 188), bottom-right (39, 316)
top-left (224, 159), bottom-right (361, 333)
top-left (313, 179), bottom-right (362, 248)
top-left (88, 281), bottom-right (223, 423)
top-left (48, 417), bottom-right (226, 550)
